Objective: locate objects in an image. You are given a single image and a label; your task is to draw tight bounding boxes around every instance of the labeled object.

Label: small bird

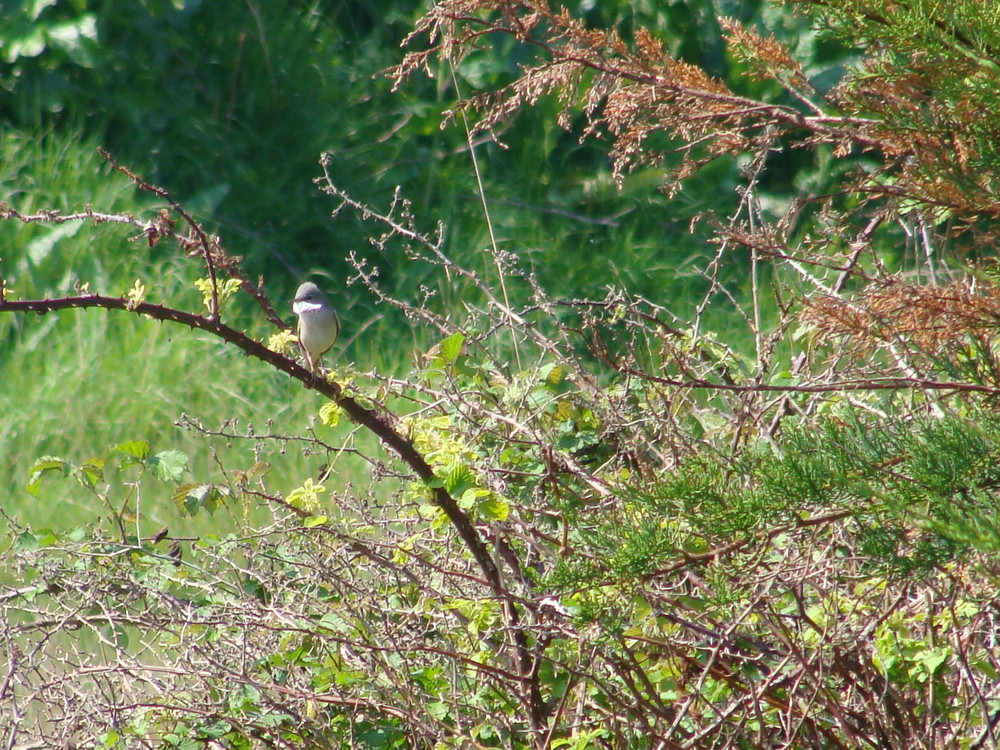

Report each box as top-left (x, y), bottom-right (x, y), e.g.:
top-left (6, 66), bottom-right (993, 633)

top-left (292, 281), bottom-right (340, 373)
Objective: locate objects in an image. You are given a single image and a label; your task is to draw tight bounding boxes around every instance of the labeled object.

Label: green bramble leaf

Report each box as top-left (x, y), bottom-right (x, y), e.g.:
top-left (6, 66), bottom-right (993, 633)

top-left (76, 458), bottom-right (105, 489)
top-left (459, 487), bottom-right (490, 510)
top-left (26, 456), bottom-right (70, 496)
top-left (115, 439), bottom-right (151, 467)
top-left (15, 531), bottom-right (40, 551)
top-left (319, 401), bottom-right (344, 427)
top-left (478, 494), bottom-right (510, 521)
top-left (538, 362), bottom-right (566, 389)
top-left (243, 577), bottom-right (271, 604)
top-left (286, 479), bottom-right (325, 512)
top-left (440, 463), bottom-right (477, 497)
top-left (150, 450), bottom-right (188, 483)
top-left (914, 646), bottom-right (952, 677)
top-left (172, 483), bottom-right (228, 516)
top-left (427, 505), bottom-right (449, 530)
top-left (438, 333), bottom-right (466, 364)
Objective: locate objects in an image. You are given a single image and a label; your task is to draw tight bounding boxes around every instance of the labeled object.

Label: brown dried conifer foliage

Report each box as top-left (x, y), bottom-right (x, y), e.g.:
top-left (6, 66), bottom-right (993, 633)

top-left (392, 0), bottom-right (1000, 388)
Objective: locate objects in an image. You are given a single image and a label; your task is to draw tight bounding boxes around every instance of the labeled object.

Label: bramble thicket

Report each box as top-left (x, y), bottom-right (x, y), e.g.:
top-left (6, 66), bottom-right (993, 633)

top-left (3, 0), bottom-right (1000, 747)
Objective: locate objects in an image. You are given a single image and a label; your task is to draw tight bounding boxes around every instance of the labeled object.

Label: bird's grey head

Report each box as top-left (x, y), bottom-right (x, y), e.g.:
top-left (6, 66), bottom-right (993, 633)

top-left (293, 282), bottom-right (325, 305)
top-left (292, 282), bottom-right (330, 316)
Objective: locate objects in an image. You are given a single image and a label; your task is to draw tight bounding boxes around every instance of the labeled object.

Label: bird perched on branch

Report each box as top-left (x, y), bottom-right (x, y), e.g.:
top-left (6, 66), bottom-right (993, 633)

top-left (292, 281), bottom-right (340, 373)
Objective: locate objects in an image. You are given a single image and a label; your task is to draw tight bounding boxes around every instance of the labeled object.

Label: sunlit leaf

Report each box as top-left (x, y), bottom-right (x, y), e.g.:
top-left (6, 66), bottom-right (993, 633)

top-left (151, 450), bottom-right (189, 483)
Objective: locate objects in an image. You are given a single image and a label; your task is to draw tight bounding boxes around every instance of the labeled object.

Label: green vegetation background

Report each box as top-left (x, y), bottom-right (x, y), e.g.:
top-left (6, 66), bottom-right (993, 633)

top-left (0, 0), bottom-right (835, 531)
